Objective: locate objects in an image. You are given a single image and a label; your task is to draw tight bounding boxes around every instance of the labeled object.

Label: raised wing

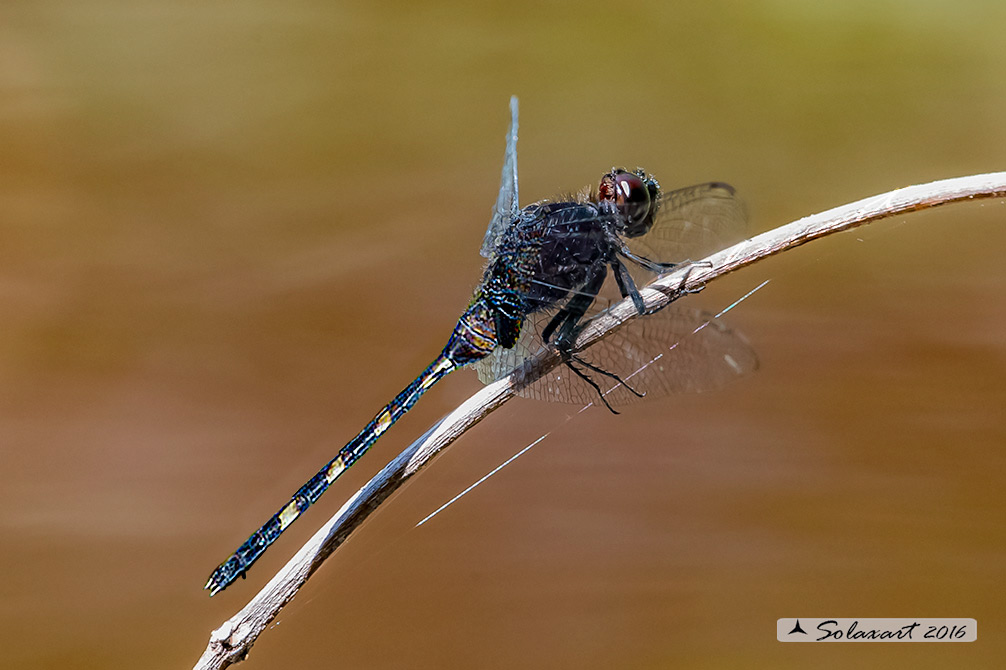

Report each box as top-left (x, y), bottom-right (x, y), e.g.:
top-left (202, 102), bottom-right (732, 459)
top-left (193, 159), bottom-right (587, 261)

top-left (481, 96), bottom-right (520, 259)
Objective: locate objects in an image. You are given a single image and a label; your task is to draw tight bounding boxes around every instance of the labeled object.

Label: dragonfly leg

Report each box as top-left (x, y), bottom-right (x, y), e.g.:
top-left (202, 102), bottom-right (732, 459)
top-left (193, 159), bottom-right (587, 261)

top-left (542, 264), bottom-right (645, 412)
top-left (671, 261), bottom-right (712, 298)
top-left (563, 358), bottom-right (619, 414)
top-left (611, 259), bottom-right (646, 314)
top-left (542, 263), bottom-right (607, 346)
top-left (541, 305), bottom-right (570, 345)
top-left (567, 347), bottom-right (645, 399)
top-left (618, 243), bottom-right (677, 274)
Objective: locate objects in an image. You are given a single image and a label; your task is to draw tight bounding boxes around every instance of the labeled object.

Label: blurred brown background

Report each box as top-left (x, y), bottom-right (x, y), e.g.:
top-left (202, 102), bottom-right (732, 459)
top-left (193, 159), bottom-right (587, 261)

top-left (2, 1), bottom-right (1005, 668)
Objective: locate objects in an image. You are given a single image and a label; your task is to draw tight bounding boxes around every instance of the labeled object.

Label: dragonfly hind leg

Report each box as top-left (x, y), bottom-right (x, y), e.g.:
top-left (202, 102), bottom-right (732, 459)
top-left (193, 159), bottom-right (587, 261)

top-left (562, 345), bottom-right (645, 413)
top-left (541, 262), bottom-right (607, 345)
top-left (563, 357), bottom-right (619, 413)
top-left (541, 267), bottom-right (645, 413)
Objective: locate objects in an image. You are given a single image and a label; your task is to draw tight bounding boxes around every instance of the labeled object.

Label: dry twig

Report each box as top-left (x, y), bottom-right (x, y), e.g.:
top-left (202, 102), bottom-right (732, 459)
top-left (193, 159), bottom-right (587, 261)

top-left (195, 171), bottom-right (1006, 669)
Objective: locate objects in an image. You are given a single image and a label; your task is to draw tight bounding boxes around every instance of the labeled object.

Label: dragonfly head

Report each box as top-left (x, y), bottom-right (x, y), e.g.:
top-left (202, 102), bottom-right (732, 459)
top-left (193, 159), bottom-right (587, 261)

top-left (599, 168), bottom-right (661, 238)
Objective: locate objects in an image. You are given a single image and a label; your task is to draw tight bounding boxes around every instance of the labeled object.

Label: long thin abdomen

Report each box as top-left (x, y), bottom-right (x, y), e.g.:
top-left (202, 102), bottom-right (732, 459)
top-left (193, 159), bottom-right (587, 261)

top-left (205, 353), bottom-right (457, 595)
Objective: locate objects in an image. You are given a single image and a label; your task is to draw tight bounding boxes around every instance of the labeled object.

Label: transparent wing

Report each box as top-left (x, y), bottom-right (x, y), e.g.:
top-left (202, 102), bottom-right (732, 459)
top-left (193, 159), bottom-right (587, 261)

top-left (626, 182), bottom-right (747, 269)
top-left (481, 96), bottom-right (520, 259)
top-left (475, 304), bottom-right (758, 408)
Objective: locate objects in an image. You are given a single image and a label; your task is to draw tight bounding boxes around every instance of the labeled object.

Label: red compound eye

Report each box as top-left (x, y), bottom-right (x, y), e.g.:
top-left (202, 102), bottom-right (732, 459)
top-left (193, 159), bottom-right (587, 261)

top-left (614, 171), bottom-right (651, 230)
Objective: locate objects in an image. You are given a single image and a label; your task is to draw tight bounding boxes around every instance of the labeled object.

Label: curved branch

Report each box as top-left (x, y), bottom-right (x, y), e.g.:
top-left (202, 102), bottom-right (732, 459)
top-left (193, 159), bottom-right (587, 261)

top-left (194, 171), bottom-right (1006, 669)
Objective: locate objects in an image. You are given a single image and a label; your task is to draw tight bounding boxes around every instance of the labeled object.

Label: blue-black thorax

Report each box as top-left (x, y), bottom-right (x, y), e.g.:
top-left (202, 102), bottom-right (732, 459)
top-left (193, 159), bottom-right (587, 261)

top-left (445, 199), bottom-right (618, 363)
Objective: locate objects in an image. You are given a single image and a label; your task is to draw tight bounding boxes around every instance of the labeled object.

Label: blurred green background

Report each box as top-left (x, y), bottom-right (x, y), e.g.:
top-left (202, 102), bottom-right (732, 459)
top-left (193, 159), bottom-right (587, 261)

top-left (2, 1), bottom-right (1004, 668)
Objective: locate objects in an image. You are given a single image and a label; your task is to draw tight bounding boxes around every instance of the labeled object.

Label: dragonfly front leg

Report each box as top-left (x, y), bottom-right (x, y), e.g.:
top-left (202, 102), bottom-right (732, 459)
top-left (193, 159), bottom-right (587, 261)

top-left (618, 244), bottom-right (710, 308)
top-left (617, 243), bottom-right (677, 275)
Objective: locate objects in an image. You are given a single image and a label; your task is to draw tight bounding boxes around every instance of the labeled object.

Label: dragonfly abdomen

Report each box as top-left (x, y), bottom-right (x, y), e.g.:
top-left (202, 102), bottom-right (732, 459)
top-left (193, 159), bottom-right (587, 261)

top-left (205, 349), bottom-right (464, 595)
top-left (205, 294), bottom-right (516, 595)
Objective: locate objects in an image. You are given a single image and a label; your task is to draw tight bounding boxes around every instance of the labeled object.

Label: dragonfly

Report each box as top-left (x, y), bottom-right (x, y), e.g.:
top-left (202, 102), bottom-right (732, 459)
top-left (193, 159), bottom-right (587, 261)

top-left (205, 96), bottom-right (757, 596)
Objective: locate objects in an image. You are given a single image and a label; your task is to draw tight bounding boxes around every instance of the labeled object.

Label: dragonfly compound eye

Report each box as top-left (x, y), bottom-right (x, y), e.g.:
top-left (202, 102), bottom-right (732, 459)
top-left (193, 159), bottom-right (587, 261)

top-left (613, 171), bottom-right (654, 237)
